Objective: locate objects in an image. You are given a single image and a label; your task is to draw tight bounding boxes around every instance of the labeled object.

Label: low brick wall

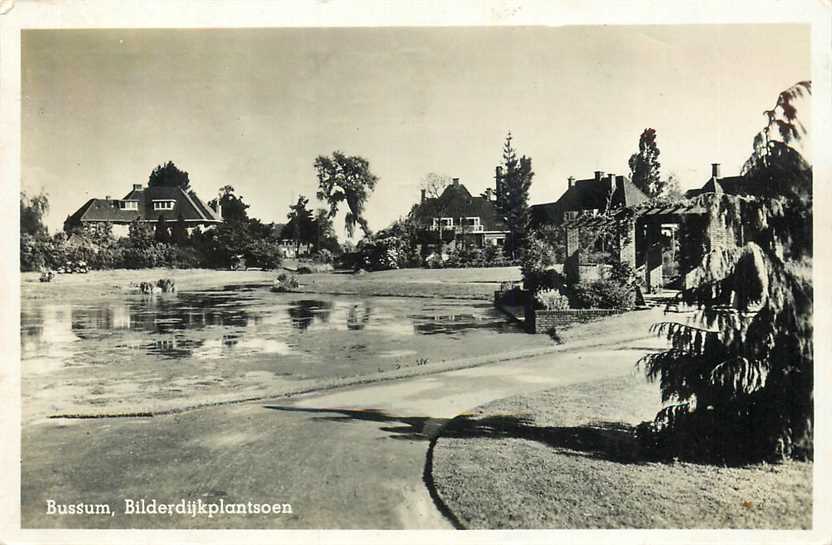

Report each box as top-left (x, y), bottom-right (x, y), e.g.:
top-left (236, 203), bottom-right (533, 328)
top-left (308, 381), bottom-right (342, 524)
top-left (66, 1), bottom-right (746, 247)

top-left (495, 288), bottom-right (624, 334)
top-left (523, 306), bottom-right (623, 334)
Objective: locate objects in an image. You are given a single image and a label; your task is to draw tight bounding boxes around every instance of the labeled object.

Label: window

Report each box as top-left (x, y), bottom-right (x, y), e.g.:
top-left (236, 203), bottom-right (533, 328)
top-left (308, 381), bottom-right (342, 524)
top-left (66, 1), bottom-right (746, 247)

top-left (119, 201), bottom-right (139, 210)
top-left (152, 200), bottom-right (175, 211)
top-left (441, 217), bottom-right (454, 227)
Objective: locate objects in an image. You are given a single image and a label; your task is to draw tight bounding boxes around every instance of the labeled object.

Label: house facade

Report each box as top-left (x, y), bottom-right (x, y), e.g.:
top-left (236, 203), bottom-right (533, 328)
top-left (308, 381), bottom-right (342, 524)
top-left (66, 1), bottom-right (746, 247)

top-left (529, 170), bottom-right (649, 228)
top-left (411, 178), bottom-right (509, 250)
top-left (66, 183), bottom-right (222, 234)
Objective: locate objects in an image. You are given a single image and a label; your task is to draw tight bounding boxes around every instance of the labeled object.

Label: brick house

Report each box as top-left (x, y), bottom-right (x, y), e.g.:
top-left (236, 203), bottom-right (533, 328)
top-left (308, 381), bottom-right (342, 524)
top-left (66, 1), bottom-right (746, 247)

top-left (65, 183), bottom-right (222, 235)
top-left (529, 170), bottom-right (649, 228)
top-left (411, 178), bottom-right (509, 250)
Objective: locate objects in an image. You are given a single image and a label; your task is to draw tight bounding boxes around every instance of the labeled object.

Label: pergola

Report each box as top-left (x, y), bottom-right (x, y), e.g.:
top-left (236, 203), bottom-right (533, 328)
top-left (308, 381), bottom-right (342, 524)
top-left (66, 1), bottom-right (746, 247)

top-left (562, 200), bottom-right (711, 291)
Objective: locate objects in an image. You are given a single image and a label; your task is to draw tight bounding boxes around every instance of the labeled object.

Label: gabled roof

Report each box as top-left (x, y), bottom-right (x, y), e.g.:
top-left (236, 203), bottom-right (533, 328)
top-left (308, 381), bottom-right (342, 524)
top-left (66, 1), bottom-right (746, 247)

top-left (412, 181), bottom-right (507, 232)
top-left (67, 185), bottom-right (222, 225)
top-left (684, 175), bottom-right (767, 198)
top-left (530, 175), bottom-right (648, 227)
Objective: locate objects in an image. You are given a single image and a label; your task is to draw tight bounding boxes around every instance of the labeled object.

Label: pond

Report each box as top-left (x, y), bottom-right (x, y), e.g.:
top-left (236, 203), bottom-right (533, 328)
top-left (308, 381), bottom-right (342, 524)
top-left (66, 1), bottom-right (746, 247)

top-left (21, 284), bottom-right (549, 420)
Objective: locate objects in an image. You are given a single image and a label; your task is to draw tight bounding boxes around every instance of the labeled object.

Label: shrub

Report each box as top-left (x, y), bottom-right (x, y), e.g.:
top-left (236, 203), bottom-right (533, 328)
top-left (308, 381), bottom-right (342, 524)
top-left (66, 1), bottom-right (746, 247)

top-left (569, 278), bottom-right (634, 310)
top-left (244, 239), bottom-right (282, 270)
top-left (535, 288), bottom-right (570, 310)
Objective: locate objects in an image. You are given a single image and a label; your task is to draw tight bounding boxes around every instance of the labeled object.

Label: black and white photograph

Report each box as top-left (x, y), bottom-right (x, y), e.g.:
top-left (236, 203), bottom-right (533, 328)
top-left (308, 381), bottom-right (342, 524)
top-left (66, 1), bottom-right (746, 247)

top-left (1, 1), bottom-right (829, 543)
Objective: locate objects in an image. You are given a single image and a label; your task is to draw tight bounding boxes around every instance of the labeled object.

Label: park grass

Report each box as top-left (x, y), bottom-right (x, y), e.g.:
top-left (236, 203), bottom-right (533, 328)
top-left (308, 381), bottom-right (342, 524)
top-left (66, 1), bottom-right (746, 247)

top-left (430, 374), bottom-right (812, 529)
top-left (288, 266), bottom-right (520, 300)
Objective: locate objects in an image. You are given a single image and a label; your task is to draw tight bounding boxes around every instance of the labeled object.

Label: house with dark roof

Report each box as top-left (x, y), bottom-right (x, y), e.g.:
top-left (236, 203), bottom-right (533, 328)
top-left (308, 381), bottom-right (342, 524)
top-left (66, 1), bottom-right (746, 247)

top-left (530, 171), bottom-right (649, 228)
top-left (684, 163), bottom-right (765, 198)
top-left (66, 183), bottom-right (222, 232)
top-left (411, 178), bottom-right (508, 249)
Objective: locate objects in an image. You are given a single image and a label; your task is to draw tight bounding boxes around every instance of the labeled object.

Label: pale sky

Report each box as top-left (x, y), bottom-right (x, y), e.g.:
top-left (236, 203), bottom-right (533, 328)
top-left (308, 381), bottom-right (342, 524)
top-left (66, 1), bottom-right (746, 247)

top-left (22, 25), bottom-right (810, 237)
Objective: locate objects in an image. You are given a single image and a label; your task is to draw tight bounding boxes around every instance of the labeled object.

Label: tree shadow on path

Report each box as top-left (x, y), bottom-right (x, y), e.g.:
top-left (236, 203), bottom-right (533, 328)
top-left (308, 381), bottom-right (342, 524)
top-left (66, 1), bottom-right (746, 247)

top-left (263, 404), bottom-right (647, 463)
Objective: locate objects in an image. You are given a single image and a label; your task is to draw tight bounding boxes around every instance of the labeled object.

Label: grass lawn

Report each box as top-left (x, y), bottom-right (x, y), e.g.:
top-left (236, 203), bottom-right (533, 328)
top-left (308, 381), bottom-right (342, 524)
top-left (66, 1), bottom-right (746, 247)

top-left (430, 374), bottom-right (812, 529)
top-left (282, 266), bottom-right (521, 300)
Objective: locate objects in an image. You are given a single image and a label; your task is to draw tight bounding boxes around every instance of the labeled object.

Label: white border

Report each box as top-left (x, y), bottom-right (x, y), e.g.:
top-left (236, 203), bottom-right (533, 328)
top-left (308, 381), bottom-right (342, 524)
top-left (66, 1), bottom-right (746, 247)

top-left (1, 1), bottom-right (830, 544)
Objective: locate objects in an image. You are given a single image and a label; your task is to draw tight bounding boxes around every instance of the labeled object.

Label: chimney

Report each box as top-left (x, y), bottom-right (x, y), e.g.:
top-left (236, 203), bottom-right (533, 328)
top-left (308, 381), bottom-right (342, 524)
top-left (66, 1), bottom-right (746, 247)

top-left (568, 176), bottom-right (575, 188)
top-left (608, 173), bottom-right (616, 184)
top-left (485, 187), bottom-right (493, 200)
top-left (105, 195), bottom-right (111, 200)
top-left (594, 170), bottom-right (604, 182)
top-left (711, 163), bottom-right (721, 179)
top-left (132, 184), bottom-right (142, 191)
top-left (420, 189), bottom-right (426, 204)
top-left (452, 177), bottom-right (460, 186)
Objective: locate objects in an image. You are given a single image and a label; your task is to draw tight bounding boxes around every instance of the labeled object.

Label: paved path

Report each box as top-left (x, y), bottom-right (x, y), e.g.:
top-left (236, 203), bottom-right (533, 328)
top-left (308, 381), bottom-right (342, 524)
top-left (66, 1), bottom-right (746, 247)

top-left (21, 309), bottom-right (666, 529)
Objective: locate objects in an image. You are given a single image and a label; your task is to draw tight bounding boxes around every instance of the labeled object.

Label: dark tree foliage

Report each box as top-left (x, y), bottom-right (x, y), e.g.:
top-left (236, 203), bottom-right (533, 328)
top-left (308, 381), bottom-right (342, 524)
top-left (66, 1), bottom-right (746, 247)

top-left (154, 215), bottom-right (171, 243)
top-left (629, 128), bottom-right (664, 198)
top-left (148, 161), bottom-right (190, 190)
top-left (495, 132), bottom-right (534, 260)
top-left (209, 185), bottom-right (250, 224)
top-left (21, 191), bottom-right (50, 238)
top-left (172, 213), bottom-right (189, 245)
top-left (283, 195), bottom-right (316, 251)
top-left (313, 208), bottom-right (340, 254)
top-left (638, 83), bottom-right (813, 464)
top-left (314, 151), bottom-right (378, 238)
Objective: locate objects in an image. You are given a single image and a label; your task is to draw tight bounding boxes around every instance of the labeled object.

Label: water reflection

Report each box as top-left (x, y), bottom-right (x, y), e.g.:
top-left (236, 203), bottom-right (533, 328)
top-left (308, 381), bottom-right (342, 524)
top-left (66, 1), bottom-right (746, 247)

top-left (21, 288), bottom-right (522, 371)
top-left (287, 300), bottom-right (334, 331)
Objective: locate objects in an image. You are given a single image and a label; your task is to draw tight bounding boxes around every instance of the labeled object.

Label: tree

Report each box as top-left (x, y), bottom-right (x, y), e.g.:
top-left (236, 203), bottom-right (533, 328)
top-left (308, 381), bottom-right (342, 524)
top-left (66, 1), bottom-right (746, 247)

top-left (172, 213), bottom-right (189, 245)
top-left (629, 128), bottom-right (664, 198)
top-left (283, 195), bottom-right (316, 252)
top-left (209, 185), bottom-right (250, 224)
top-left (20, 191), bottom-right (49, 238)
top-left (148, 161), bottom-right (190, 190)
top-left (638, 82), bottom-right (813, 464)
top-left (494, 132), bottom-right (534, 259)
top-left (313, 208), bottom-right (339, 253)
top-left (128, 217), bottom-right (154, 249)
top-left (314, 151), bottom-right (378, 238)
top-left (154, 215), bottom-right (171, 243)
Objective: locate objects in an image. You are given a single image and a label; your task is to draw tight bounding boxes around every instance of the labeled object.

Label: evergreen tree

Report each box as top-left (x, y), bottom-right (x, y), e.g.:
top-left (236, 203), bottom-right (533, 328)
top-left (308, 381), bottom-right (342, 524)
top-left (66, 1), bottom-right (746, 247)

top-left (172, 213), bottom-right (189, 245)
top-left (629, 128), bottom-right (664, 198)
top-left (283, 195), bottom-right (316, 252)
top-left (147, 161), bottom-right (190, 190)
top-left (638, 83), bottom-right (813, 463)
top-left (494, 132), bottom-right (534, 259)
top-left (154, 215), bottom-right (171, 243)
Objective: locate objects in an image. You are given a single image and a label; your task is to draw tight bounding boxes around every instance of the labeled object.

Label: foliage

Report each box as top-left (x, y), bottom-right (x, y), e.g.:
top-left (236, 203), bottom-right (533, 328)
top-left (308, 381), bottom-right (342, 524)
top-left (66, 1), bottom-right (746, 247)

top-left (494, 131), bottom-right (534, 259)
top-left (637, 82), bottom-right (813, 464)
top-left (535, 288), bottom-right (570, 310)
top-left (209, 185), bottom-right (250, 224)
top-left (171, 214), bottom-right (189, 245)
top-left (154, 215), bottom-right (171, 243)
top-left (629, 128), bottom-right (664, 198)
top-left (569, 278), bottom-right (634, 310)
top-left (21, 191), bottom-right (50, 238)
top-left (282, 195), bottom-right (316, 249)
top-left (148, 161), bottom-right (190, 190)
top-left (520, 234), bottom-right (562, 293)
top-left (315, 151), bottom-right (379, 238)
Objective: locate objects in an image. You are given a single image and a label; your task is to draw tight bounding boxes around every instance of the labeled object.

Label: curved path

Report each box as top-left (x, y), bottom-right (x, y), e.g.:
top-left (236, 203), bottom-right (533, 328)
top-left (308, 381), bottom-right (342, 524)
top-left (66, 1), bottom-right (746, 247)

top-left (21, 308), bottom-right (665, 529)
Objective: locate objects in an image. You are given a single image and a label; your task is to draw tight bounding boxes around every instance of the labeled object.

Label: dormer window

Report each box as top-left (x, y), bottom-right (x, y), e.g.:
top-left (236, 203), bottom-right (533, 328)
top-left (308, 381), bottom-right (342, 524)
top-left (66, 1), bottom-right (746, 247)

top-left (119, 200), bottom-right (139, 210)
top-left (152, 200), bottom-right (175, 211)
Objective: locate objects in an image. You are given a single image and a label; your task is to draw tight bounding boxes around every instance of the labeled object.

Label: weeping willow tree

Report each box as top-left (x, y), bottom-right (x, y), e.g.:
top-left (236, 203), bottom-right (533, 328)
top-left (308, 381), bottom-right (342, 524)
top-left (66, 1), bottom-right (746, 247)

top-left (637, 82), bottom-right (812, 464)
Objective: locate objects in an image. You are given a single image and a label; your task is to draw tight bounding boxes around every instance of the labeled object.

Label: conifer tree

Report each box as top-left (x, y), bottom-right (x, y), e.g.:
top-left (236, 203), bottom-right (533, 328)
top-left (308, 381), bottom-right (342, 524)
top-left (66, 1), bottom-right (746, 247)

top-left (494, 132), bottom-right (534, 259)
top-left (629, 128), bottom-right (664, 198)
